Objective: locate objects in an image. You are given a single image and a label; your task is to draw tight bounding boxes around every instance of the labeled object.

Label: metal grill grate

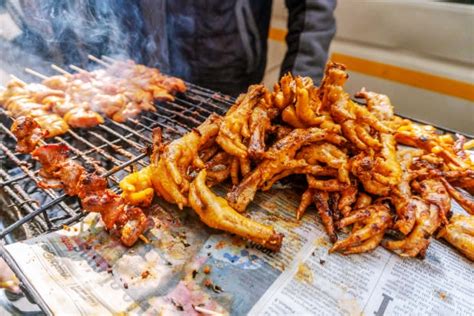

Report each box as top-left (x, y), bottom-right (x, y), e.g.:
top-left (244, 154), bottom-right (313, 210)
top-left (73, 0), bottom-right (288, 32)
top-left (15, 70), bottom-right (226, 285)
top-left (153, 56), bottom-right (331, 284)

top-left (0, 78), bottom-right (233, 242)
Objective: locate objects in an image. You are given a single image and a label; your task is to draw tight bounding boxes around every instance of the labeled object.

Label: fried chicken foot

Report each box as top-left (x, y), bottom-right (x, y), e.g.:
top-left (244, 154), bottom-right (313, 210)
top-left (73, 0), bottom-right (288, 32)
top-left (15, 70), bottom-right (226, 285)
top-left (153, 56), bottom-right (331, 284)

top-left (294, 77), bottom-right (326, 127)
top-left (440, 178), bottom-right (474, 215)
top-left (153, 114), bottom-right (221, 208)
top-left (189, 170), bottom-right (283, 250)
top-left (392, 150), bottom-right (419, 234)
top-left (383, 187), bottom-right (444, 259)
top-left (248, 98), bottom-right (278, 159)
top-left (355, 88), bottom-right (394, 122)
top-left (262, 163), bottom-right (337, 192)
top-left (354, 193), bottom-right (372, 209)
top-left (350, 153), bottom-right (391, 196)
top-left (437, 214), bottom-right (474, 261)
top-left (272, 73), bottom-right (295, 110)
top-left (228, 128), bottom-right (345, 212)
top-left (307, 176), bottom-right (348, 192)
top-left (417, 179), bottom-right (451, 225)
top-left (313, 190), bottom-right (338, 243)
top-left (297, 143), bottom-right (350, 183)
top-left (395, 125), bottom-right (471, 171)
top-left (338, 182), bottom-right (358, 217)
top-left (296, 188), bottom-right (314, 220)
top-left (204, 151), bottom-right (232, 186)
top-left (216, 85), bottom-right (264, 158)
top-left (330, 201), bottom-right (392, 254)
top-left (374, 134), bottom-right (402, 186)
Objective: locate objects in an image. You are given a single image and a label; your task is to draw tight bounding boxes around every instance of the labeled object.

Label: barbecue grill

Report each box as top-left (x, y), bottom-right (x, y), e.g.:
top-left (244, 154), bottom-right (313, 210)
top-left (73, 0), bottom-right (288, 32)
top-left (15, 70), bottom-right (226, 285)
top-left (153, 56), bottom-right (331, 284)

top-left (0, 76), bottom-right (233, 239)
top-left (0, 59), bottom-right (472, 313)
top-left (0, 68), bottom-right (234, 308)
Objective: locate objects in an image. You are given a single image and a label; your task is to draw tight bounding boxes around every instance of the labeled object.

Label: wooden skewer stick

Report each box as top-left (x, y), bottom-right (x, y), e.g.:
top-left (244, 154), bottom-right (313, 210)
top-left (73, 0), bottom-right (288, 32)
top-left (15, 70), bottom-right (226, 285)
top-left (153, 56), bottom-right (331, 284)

top-left (51, 64), bottom-right (71, 75)
top-left (69, 64), bottom-right (87, 73)
top-left (101, 55), bottom-right (117, 63)
top-left (138, 234), bottom-right (150, 244)
top-left (193, 306), bottom-right (225, 316)
top-left (25, 68), bottom-right (48, 80)
top-left (9, 75), bottom-right (26, 85)
top-left (87, 54), bottom-right (110, 67)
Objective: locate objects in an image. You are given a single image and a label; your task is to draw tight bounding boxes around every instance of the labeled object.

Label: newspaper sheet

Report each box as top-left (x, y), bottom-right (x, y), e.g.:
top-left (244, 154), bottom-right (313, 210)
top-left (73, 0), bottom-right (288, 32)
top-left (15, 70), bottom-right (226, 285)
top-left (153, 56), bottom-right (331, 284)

top-left (249, 200), bottom-right (474, 316)
top-left (2, 188), bottom-right (474, 315)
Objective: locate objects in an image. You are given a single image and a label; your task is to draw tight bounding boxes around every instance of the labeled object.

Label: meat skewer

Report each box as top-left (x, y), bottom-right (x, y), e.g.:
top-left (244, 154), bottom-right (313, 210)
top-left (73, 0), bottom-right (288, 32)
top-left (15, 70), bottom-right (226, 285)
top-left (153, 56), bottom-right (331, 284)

top-left (1, 60), bottom-right (187, 141)
top-left (1, 77), bottom-right (70, 138)
top-left (10, 116), bottom-right (149, 247)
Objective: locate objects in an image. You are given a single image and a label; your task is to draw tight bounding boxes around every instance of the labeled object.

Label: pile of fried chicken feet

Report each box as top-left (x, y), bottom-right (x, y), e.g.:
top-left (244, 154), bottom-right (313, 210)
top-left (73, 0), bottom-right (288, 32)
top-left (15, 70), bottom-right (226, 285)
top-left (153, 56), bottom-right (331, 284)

top-left (120, 61), bottom-right (474, 260)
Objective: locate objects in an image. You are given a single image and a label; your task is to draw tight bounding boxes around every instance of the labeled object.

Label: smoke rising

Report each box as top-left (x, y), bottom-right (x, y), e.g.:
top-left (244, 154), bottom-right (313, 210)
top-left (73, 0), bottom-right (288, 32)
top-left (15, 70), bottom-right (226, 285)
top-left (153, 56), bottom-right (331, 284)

top-left (1, 0), bottom-right (149, 79)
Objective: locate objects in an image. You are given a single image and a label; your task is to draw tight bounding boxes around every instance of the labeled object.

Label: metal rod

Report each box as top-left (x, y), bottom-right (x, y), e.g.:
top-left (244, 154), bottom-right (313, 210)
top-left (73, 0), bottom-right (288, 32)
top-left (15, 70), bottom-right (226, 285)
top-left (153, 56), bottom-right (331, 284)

top-left (105, 119), bottom-right (152, 144)
top-left (167, 99), bottom-right (208, 121)
top-left (66, 130), bottom-right (126, 167)
top-left (0, 173), bottom-right (29, 188)
top-left (97, 124), bottom-right (145, 151)
top-left (88, 131), bottom-right (139, 162)
top-left (154, 104), bottom-right (202, 126)
top-left (0, 170), bottom-right (48, 231)
top-left (0, 194), bottom-right (65, 238)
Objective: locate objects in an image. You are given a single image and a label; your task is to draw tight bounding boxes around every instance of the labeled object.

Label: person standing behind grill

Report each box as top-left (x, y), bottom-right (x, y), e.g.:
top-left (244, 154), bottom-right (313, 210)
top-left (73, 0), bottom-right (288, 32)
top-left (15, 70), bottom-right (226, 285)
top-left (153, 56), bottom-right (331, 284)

top-left (11, 0), bottom-right (336, 96)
